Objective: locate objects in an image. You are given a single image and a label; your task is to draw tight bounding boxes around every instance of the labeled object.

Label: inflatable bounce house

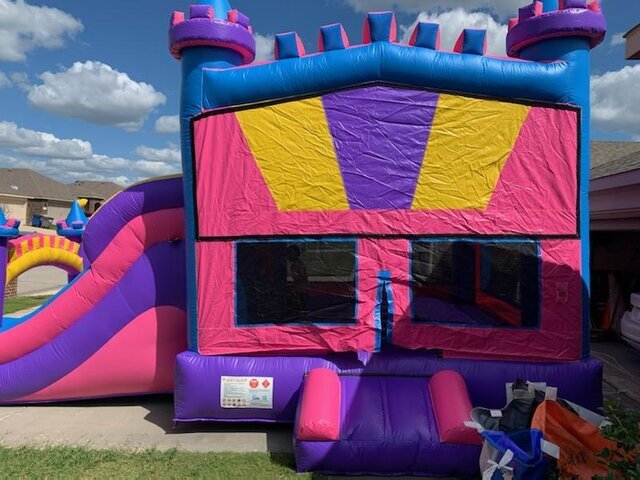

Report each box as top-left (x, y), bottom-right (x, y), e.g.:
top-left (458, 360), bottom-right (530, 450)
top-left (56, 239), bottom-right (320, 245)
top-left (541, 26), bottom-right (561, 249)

top-left (0, 0), bottom-right (607, 476)
top-left (1, 199), bottom-right (88, 311)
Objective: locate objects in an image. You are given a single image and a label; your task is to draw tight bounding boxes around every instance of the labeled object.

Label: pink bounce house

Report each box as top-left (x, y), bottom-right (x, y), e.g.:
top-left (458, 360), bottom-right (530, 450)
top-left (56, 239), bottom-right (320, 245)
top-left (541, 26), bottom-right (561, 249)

top-left (0, 0), bottom-right (607, 476)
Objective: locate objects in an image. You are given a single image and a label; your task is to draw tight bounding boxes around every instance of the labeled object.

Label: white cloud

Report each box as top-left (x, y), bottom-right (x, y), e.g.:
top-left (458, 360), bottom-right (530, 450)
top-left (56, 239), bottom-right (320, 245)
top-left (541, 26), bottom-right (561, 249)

top-left (135, 144), bottom-right (181, 164)
top-left (49, 153), bottom-right (181, 179)
top-left (0, 121), bottom-right (92, 159)
top-left (610, 32), bottom-right (625, 47)
top-left (133, 160), bottom-right (180, 177)
top-left (0, 71), bottom-right (10, 88)
top-left (155, 115), bottom-right (180, 134)
top-left (27, 61), bottom-right (166, 131)
top-left (254, 33), bottom-right (275, 61)
top-left (0, 0), bottom-right (83, 62)
top-left (401, 9), bottom-right (508, 56)
top-left (592, 65), bottom-right (640, 137)
top-left (0, 121), bottom-right (181, 185)
top-left (345, 0), bottom-right (522, 19)
top-left (9, 71), bottom-right (29, 91)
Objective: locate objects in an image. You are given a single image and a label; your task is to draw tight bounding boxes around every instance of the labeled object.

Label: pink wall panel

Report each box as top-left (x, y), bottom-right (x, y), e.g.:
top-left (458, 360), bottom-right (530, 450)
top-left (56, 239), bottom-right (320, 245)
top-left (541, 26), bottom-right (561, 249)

top-left (196, 241), bottom-right (376, 355)
top-left (391, 239), bottom-right (583, 361)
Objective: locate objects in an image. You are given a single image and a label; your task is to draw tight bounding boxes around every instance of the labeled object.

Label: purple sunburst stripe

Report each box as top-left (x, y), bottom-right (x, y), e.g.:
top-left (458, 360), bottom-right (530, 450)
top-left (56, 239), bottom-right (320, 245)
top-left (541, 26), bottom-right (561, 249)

top-left (323, 86), bottom-right (439, 210)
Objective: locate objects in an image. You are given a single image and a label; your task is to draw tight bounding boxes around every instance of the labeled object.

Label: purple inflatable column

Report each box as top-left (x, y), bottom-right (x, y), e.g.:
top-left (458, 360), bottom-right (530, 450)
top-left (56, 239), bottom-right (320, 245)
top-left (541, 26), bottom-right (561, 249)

top-left (0, 211), bottom-right (21, 320)
top-left (0, 237), bottom-right (8, 319)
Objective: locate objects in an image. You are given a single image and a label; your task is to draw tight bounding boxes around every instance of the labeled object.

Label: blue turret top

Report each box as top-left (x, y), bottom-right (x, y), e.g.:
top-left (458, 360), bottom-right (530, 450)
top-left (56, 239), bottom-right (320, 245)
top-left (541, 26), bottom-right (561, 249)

top-left (197, 0), bottom-right (231, 20)
top-left (56, 199), bottom-right (88, 239)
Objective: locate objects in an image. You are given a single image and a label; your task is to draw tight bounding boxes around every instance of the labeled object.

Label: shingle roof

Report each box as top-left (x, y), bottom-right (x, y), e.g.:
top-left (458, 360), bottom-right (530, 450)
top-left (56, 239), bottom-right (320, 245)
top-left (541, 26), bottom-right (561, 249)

top-left (591, 141), bottom-right (640, 180)
top-left (68, 181), bottom-right (123, 201)
top-left (0, 168), bottom-right (74, 202)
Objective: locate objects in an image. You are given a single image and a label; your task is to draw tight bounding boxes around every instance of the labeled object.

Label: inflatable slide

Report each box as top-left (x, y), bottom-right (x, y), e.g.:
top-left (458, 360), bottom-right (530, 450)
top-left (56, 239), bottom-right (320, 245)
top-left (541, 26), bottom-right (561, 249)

top-left (0, 177), bottom-right (187, 403)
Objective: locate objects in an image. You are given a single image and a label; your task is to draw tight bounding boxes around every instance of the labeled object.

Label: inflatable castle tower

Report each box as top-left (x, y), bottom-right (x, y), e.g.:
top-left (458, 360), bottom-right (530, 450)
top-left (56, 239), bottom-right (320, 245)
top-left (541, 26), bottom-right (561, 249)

top-left (169, 0), bottom-right (606, 475)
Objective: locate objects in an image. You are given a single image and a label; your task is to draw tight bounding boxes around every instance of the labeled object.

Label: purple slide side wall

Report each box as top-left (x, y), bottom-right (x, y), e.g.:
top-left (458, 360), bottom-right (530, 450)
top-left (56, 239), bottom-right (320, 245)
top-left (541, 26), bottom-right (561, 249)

top-left (83, 177), bottom-right (183, 264)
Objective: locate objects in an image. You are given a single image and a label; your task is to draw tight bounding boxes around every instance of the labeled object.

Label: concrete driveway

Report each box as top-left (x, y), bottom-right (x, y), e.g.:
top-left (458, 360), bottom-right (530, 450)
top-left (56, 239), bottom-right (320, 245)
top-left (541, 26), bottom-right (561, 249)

top-left (0, 396), bottom-right (292, 453)
top-left (16, 266), bottom-right (68, 296)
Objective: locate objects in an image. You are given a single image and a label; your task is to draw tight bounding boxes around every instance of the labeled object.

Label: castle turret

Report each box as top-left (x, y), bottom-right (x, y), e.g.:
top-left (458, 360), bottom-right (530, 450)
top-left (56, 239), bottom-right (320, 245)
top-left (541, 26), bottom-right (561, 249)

top-left (56, 199), bottom-right (88, 282)
top-left (507, 0), bottom-right (606, 60)
top-left (508, 0), bottom-right (606, 357)
top-left (56, 199), bottom-right (88, 239)
top-left (170, 1), bottom-right (255, 349)
top-left (169, 1), bottom-right (255, 64)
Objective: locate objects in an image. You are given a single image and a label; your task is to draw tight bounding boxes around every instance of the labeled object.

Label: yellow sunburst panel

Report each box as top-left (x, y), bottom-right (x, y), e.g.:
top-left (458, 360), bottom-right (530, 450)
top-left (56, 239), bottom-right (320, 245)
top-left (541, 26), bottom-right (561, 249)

top-left (412, 95), bottom-right (531, 210)
top-left (236, 97), bottom-right (349, 211)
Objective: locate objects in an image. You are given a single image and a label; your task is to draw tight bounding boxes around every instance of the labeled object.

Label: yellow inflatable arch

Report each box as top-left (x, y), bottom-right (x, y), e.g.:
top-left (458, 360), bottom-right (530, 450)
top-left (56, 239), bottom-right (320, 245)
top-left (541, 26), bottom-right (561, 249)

top-left (6, 234), bottom-right (84, 285)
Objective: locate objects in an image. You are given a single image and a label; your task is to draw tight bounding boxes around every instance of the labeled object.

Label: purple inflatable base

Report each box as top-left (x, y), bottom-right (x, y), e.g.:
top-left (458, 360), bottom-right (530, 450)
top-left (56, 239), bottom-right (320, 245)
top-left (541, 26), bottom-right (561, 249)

top-left (174, 349), bottom-right (602, 476)
top-left (175, 349), bottom-right (603, 422)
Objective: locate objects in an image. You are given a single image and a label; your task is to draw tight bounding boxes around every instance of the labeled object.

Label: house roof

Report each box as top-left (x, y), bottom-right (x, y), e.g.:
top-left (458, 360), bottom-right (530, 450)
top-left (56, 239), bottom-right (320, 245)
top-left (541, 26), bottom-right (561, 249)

top-left (624, 23), bottom-right (640, 60)
top-left (68, 181), bottom-right (123, 201)
top-left (624, 23), bottom-right (640, 39)
top-left (591, 141), bottom-right (640, 180)
top-left (0, 168), bottom-right (74, 202)
top-left (0, 146), bottom-right (636, 202)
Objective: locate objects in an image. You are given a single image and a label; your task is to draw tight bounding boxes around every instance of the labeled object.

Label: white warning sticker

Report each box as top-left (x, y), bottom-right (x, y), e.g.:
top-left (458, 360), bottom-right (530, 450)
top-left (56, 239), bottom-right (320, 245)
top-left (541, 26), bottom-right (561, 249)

top-left (220, 376), bottom-right (274, 409)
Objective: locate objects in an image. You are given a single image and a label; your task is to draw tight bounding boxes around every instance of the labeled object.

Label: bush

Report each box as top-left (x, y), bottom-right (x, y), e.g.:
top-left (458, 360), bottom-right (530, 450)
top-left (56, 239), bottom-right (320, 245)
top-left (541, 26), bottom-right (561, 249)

top-left (597, 400), bottom-right (640, 479)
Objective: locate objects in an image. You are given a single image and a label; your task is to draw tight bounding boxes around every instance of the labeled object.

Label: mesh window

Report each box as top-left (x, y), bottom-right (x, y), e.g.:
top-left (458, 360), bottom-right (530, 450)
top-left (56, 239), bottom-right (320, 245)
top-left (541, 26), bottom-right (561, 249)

top-left (236, 240), bottom-right (357, 325)
top-left (481, 243), bottom-right (538, 308)
top-left (412, 241), bottom-right (539, 328)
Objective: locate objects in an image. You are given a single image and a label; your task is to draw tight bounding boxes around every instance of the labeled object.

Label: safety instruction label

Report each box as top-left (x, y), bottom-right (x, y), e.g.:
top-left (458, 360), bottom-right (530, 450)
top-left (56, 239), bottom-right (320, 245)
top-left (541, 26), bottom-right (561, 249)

top-left (220, 376), bottom-right (274, 409)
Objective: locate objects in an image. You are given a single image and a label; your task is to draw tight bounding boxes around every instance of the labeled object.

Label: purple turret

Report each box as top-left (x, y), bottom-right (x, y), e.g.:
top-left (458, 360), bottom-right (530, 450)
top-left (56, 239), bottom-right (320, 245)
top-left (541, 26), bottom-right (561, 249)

top-left (507, 0), bottom-right (606, 58)
top-left (169, 1), bottom-right (256, 64)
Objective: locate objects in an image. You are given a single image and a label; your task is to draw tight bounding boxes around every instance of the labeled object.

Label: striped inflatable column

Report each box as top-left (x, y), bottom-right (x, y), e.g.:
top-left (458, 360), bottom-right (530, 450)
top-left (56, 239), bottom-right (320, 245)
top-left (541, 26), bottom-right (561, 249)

top-left (67, 238), bottom-right (82, 283)
top-left (0, 238), bottom-right (7, 319)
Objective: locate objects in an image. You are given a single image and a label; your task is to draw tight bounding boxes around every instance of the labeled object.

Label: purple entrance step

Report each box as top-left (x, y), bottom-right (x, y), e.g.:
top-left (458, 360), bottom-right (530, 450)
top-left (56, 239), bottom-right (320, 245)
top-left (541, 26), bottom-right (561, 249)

top-left (294, 369), bottom-right (481, 476)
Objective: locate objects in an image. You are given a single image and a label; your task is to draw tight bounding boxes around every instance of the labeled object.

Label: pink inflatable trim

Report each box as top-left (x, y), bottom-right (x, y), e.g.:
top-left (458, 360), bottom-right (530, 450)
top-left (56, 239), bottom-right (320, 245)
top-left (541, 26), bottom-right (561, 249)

top-left (22, 306), bottom-right (186, 402)
top-left (428, 370), bottom-right (481, 445)
top-left (296, 368), bottom-right (341, 441)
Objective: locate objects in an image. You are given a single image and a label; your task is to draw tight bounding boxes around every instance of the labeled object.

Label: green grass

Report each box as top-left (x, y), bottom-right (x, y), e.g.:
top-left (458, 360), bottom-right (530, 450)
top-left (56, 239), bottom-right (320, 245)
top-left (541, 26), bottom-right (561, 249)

top-left (3, 295), bottom-right (52, 315)
top-left (0, 447), bottom-right (316, 479)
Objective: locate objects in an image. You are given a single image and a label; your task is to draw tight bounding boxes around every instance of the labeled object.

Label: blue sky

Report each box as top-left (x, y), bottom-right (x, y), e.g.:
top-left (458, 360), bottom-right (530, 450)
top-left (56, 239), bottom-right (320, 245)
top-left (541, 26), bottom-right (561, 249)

top-left (0, 0), bottom-right (637, 185)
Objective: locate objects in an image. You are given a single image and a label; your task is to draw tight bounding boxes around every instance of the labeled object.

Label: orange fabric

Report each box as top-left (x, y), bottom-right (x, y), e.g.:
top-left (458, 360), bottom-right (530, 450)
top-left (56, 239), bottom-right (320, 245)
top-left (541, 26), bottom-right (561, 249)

top-left (531, 400), bottom-right (615, 479)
